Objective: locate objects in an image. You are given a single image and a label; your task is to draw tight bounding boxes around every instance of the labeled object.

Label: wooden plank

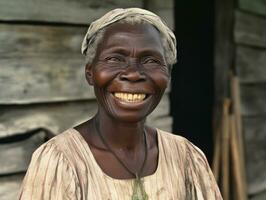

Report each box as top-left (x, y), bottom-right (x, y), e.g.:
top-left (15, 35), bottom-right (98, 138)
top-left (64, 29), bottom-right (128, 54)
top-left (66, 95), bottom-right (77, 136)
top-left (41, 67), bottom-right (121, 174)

top-left (214, 0), bottom-right (235, 112)
top-left (236, 46), bottom-right (266, 83)
top-left (240, 84), bottom-right (266, 116)
top-left (0, 101), bottom-right (98, 138)
top-left (0, 174), bottom-right (24, 200)
top-left (239, 0), bottom-right (266, 17)
top-left (0, 24), bottom-right (86, 57)
top-left (235, 11), bottom-right (266, 48)
top-left (251, 190), bottom-right (266, 200)
top-left (0, 94), bottom-right (170, 138)
top-left (145, 0), bottom-right (174, 29)
top-left (243, 117), bottom-right (266, 195)
top-left (0, 0), bottom-right (142, 24)
top-left (146, 0), bottom-right (173, 9)
top-left (0, 59), bottom-right (95, 104)
top-left (0, 24), bottom-right (95, 104)
top-left (0, 131), bottom-right (46, 175)
top-left (150, 9), bottom-right (174, 30)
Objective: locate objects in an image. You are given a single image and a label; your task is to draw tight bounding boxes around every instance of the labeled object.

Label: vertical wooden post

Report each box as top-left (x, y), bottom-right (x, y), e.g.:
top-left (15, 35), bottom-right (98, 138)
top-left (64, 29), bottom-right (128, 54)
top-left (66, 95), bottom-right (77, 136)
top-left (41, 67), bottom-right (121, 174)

top-left (229, 114), bottom-right (247, 200)
top-left (221, 99), bottom-right (231, 200)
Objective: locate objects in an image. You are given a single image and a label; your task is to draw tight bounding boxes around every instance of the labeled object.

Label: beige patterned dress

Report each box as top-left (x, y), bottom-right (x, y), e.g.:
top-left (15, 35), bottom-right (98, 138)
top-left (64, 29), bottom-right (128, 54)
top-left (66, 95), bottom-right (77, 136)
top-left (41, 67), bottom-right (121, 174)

top-left (19, 129), bottom-right (222, 200)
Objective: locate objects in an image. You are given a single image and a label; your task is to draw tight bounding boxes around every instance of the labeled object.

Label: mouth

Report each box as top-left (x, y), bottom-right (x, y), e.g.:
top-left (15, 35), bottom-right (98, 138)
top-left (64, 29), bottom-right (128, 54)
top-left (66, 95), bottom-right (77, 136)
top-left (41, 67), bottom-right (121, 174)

top-left (113, 92), bottom-right (147, 103)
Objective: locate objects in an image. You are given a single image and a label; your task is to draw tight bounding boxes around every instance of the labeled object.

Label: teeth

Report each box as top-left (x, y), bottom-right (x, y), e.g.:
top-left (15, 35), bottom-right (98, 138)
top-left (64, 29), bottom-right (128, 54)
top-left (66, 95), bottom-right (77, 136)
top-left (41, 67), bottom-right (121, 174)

top-left (114, 92), bottom-right (146, 102)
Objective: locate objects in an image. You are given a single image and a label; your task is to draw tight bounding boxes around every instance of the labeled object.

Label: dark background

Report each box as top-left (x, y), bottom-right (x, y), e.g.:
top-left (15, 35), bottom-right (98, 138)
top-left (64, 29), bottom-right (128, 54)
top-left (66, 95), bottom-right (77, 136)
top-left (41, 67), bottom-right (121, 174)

top-left (171, 0), bottom-right (214, 162)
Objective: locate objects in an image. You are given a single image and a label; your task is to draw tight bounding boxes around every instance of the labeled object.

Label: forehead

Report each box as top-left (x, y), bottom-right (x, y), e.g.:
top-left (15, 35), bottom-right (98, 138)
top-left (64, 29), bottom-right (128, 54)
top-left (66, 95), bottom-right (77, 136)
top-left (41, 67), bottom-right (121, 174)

top-left (97, 22), bottom-right (164, 54)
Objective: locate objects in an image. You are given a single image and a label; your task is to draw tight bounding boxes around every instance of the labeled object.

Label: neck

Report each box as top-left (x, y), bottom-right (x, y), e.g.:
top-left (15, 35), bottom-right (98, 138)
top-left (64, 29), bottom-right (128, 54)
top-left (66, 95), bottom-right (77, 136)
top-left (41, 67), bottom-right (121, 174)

top-left (94, 112), bottom-right (145, 150)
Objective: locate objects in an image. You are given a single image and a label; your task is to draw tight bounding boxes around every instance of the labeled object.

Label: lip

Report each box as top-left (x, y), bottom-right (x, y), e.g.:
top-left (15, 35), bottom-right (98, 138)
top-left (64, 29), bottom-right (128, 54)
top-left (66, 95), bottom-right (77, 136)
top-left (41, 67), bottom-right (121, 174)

top-left (109, 89), bottom-right (153, 94)
top-left (110, 92), bottom-right (152, 108)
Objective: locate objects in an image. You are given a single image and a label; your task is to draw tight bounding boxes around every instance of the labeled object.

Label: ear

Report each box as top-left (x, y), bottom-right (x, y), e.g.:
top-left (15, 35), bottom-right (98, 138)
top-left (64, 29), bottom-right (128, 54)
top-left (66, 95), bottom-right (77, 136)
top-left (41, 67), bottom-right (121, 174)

top-left (85, 64), bottom-right (94, 85)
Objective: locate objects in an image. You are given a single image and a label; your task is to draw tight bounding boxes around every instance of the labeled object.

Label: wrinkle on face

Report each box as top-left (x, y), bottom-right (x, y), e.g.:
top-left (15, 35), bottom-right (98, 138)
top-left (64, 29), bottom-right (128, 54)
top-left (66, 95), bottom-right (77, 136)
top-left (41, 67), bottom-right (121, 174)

top-left (89, 23), bottom-right (170, 123)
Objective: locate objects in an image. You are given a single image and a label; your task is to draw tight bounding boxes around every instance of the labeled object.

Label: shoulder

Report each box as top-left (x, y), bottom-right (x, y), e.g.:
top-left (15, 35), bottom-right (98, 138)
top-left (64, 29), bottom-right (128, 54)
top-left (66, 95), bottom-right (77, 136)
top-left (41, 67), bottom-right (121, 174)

top-left (157, 129), bottom-right (222, 198)
top-left (32, 129), bottom-right (79, 167)
top-left (19, 129), bottom-right (80, 199)
top-left (157, 129), bottom-right (208, 167)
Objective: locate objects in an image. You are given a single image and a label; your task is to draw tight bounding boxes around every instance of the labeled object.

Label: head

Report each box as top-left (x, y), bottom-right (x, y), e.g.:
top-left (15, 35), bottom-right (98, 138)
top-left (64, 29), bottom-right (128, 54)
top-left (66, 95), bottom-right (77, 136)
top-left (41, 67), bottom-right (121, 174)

top-left (82, 8), bottom-right (177, 68)
top-left (81, 8), bottom-right (177, 123)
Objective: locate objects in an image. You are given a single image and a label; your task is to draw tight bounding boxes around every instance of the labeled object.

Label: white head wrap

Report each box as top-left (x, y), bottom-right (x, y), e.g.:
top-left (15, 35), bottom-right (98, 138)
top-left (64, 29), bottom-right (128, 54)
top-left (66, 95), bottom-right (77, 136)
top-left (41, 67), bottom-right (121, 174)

top-left (81, 8), bottom-right (176, 65)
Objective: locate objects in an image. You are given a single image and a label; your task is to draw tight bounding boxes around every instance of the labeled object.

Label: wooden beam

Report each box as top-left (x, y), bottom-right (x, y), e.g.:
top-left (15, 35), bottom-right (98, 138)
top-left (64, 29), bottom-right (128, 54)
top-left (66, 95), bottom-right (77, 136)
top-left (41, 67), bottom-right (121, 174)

top-left (0, 59), bottom-right (95, 104)
top-left (214, 0), bottom-right (235, 105)
top-left (145, 0), bottom-right (174, 29)
top-left (250, 191), bottom-right (266, 200)
top-left (0, 24), bottom-right (86, 57)
top-left (0, 24), bottom-right (96, 104)
top-left (235, 11), bottom-right (266, 48)
top-left (0, 0), bottom-right (142, 24)
top-left (239, 0), bottom-right (266, 17)
top-left (0, 101), bottom-right (98, 138)
top-left (241, 84), bottom-right (266, 116)
top-left (243, 116), bottom-right (266, 195)
top-left (236, 46), bottom-right (266, 83)
top-left (0, 174), bottom-right (24, 200)
top-left (0, 131), bottom-right (46, 175)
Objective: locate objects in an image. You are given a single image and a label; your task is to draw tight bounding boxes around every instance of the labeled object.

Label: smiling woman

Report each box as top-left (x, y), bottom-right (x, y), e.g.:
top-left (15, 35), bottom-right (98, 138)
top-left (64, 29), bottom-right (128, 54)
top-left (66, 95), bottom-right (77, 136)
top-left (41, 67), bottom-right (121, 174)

top-left (18, 8), bottom-right (222, 200)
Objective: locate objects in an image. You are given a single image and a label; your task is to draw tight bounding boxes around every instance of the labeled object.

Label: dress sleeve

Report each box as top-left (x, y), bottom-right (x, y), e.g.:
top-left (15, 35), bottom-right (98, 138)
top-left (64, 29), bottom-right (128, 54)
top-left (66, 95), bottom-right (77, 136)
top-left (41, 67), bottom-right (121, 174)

top-left (184, 141), bottom-right (223, 200)
top-left (18, 142), bottom-right (80, 200)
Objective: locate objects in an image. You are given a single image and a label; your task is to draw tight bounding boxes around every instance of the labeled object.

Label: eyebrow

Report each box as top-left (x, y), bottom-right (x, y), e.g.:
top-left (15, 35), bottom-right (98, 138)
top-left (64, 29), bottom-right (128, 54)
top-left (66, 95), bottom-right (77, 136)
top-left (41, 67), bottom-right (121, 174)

top-left (101, 46), bottom-right (164, 58)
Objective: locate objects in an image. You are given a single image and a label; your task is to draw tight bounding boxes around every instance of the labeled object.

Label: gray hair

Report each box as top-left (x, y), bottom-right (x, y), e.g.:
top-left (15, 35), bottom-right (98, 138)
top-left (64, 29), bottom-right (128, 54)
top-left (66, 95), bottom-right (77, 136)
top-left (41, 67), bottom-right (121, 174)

top-left (82, 8), bottom-right (177, 66)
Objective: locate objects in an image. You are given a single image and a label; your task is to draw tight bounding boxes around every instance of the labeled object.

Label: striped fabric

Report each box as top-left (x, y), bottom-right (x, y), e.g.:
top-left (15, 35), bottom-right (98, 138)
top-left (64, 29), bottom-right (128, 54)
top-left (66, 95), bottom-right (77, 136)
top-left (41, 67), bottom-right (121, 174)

top-left (19, 129), bottom-right (222, 200)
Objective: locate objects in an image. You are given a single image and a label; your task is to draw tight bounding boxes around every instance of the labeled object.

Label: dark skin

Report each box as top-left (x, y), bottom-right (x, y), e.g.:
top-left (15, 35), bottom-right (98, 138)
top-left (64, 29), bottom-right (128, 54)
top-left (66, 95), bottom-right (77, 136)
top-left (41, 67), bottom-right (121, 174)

top-left (75, 22), bottom-right (170, 179)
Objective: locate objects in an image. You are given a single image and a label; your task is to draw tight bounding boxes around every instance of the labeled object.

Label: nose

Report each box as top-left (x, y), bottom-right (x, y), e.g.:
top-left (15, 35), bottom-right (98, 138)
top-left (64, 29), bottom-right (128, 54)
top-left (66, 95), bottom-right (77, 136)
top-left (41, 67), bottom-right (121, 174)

top-left (119, 65), bottom-right (146, 82)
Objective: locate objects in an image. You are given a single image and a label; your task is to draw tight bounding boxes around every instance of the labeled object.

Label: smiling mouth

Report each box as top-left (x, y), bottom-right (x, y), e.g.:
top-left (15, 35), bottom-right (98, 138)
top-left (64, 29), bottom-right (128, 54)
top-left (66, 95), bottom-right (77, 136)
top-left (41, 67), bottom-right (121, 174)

top-left (113, 92), bottom-right (147, 103)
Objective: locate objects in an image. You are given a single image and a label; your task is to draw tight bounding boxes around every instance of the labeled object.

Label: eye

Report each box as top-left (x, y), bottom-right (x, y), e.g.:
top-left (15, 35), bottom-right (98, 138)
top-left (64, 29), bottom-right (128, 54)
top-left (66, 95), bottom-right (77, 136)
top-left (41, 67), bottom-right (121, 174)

top-left (105, 55), bottom-right (125, 63)
top-left (142, 57), bottom-right (162, 65)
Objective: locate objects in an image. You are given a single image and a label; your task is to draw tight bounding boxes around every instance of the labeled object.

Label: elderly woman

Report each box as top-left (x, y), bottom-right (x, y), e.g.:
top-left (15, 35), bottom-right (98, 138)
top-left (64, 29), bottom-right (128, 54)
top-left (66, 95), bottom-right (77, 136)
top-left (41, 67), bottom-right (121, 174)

top-left (19, 8), bottom-right (222, 200)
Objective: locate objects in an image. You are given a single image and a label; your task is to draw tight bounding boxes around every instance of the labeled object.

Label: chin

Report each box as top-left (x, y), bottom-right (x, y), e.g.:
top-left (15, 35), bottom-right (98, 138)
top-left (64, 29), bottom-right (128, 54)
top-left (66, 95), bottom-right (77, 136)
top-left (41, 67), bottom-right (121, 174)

top-left (109, 110), bottom-right (150, 124)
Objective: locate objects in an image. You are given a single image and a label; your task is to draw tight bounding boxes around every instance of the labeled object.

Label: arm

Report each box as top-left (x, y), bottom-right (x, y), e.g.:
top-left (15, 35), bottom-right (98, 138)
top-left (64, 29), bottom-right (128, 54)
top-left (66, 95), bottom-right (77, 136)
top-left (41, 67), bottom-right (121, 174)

top-left (185, 141), bottom-right (223, 200)
top-left (18, 143), bottom-right (80, 200)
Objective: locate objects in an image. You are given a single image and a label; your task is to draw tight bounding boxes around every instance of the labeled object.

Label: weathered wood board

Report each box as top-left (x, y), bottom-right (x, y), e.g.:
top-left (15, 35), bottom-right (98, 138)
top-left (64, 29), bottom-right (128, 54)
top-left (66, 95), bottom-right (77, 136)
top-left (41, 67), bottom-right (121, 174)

top-left (0, 0), bottom-right (142, 24)
top-left (0, 174), bottom-right (24, 200)
top-left (0, 24), bottom-right (86, 57)
top-left (0, 131), bottom-right (46, 175)
top-left (235, 11), bottom-right (266, 48)
top-left (0, 24), bottom-right (94, 104)
top-left (151, 9), bottom-right (174, 30)
top-left (243, 117), bottom-right (266, 195)
top-left (239, 0), bottom-right (266, 17)
top-left (145, 0), bottom-right (174, 29)
top-left (0, 58), bottom-right (95, 104)
top-left (250, 190), bottom-right (266, 200)
top-left (0, 94), bottom-right (170, 138)
top-left (241, 84), bottom-right (266, 116)
top-left (146, 0), bottom-right (173, 9)
top-left (0, 101), bottom-right (98, 138)
top-left (236, 46), bottom-right (266, 83)
top-left (214, 0), bottom-right (235, 104)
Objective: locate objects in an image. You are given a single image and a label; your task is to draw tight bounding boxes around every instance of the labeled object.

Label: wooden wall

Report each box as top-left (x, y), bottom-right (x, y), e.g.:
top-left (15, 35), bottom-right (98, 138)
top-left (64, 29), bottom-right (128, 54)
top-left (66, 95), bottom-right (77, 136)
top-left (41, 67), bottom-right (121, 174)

top-left (215, 0), bottom-right (266, 199)
top-left (0, 1), bottom-right (174, 199)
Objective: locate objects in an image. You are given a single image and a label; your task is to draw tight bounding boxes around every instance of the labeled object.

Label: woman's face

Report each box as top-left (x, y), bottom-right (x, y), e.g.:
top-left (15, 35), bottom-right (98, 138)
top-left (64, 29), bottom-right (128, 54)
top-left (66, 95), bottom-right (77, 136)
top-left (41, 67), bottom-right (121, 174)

top-left (86, 22), bottom-right (170, 123)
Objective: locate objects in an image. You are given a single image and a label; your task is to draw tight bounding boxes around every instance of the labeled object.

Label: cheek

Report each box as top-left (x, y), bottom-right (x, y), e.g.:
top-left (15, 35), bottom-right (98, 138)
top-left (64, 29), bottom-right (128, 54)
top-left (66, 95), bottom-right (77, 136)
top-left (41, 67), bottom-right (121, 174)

top-left (93, 67), bottom-right (119, 87)
top-left (152, 72), bottom-right (169, 92)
